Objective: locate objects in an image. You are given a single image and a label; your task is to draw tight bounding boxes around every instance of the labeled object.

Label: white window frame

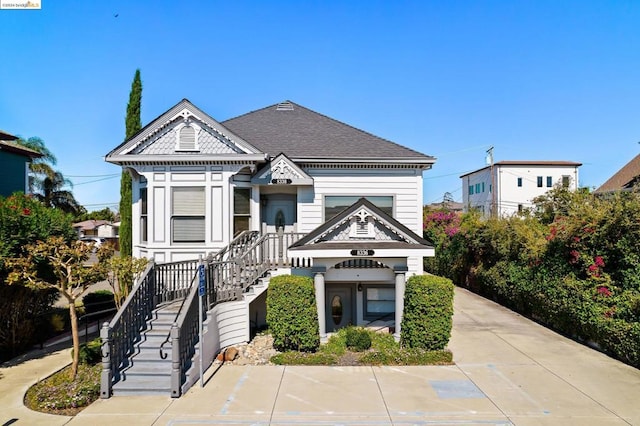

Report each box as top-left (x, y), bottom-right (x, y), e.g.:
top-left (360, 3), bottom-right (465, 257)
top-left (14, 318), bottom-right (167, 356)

top-left (171, 186), bottom-right (205, 243)
top-left (324, 195), bottom-right (394, 221)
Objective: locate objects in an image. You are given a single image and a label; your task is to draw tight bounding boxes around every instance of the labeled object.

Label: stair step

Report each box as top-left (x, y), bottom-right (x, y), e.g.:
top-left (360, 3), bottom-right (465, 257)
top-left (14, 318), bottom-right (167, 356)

top-left (124, 362), bottom-right (171, 376)
top-left (112, 375), bottom-right (172, 396)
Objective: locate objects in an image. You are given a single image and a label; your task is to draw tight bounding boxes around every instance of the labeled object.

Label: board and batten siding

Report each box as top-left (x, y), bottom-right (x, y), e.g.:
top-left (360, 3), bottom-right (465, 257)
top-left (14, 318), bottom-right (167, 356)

top-left (297, 168), bottom-right (424, 235)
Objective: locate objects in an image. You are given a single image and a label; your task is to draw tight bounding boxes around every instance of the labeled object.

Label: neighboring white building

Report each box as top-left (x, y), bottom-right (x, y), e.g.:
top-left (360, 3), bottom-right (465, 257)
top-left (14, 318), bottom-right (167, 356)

top-left (461, 161), bottom-right (581, 217)
top-left (106, 99), bottom-right (436, 334)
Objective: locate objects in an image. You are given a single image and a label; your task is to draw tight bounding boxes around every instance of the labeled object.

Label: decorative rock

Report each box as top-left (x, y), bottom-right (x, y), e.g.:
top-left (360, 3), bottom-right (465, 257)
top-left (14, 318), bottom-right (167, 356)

top-left (225, 347), bottom-right (239, 361)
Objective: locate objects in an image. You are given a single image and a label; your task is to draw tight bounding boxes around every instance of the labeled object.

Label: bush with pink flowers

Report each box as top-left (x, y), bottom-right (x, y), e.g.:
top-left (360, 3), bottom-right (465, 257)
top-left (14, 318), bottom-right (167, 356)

top-left (423, 187), bottom-right (640, 368)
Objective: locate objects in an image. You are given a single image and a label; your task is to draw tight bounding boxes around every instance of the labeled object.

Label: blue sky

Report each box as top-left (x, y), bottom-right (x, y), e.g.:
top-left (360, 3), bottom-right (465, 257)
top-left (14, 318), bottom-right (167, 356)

top-left (1, 1), bottom-right (640, 210)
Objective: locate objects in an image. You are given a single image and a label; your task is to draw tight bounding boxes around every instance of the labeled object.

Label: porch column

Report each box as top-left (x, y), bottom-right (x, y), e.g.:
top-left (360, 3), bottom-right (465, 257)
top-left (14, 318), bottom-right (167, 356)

top-left (393, 266), bottom-right (408, 341)
top-left (312, 266), bottom-right (327, 339)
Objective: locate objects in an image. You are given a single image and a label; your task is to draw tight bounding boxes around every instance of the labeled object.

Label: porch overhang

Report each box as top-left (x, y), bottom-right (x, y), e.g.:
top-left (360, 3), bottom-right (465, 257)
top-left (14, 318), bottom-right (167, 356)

top-left (289, 241), bottom-right (435, 259)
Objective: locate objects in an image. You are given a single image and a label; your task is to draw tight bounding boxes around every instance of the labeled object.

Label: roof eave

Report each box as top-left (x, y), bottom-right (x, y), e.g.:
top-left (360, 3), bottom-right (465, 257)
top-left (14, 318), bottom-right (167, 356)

top-left (291, 156), bottom-right (436, 166)
top-left (105, 153), bottom-right (268, 165)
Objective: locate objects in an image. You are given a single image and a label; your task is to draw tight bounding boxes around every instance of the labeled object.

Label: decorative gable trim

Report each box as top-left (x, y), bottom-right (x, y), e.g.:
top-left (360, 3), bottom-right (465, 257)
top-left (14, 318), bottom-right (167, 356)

top-left (290, 198), bottom-right (433, 249)
top-left (106, 99), bottom-right (266, 165)
top-left (251, 153), bottom-right (313, 185)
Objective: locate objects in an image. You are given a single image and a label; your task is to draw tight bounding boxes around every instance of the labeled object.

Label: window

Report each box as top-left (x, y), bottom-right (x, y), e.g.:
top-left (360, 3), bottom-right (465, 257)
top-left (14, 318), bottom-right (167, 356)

top-left (517, 177), bottom-right (522, 187)
top-left (233, 187), bottom-right (251, 236)
top-left (177, 125), bottom-right (197, 151)
top-left (171, 187), bottom-right (205, 243)
top-left (140, 188), bottom-right (148, 242)
top-left (469, 185), bottom-right (474, 195)
top-left (562, 175), bottom-right (570, 187)
top-left (518, 204), bottom-right (523, 213)
top-left (537, 176), bottom-right (543, 187)
top-left (546, 176), bottom-right (553, 187)
top-left (324, 196), bottom-right (393, 220)
top-left (481, 182), bottom-right (485, 192)
top-left (364, 285), bottom-right (395, 320)
top-left (475, 183), bottom-right (481, 193)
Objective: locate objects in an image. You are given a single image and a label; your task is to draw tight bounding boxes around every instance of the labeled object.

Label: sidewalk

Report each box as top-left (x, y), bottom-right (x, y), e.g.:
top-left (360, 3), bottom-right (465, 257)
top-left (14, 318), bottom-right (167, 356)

top-left (2, 287), bottom-right (639, 425)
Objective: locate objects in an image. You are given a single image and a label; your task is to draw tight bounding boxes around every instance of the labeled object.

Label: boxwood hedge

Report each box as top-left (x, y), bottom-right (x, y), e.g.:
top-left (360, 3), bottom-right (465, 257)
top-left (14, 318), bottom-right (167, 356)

top-left (266, 275), bottom-right (319, 352)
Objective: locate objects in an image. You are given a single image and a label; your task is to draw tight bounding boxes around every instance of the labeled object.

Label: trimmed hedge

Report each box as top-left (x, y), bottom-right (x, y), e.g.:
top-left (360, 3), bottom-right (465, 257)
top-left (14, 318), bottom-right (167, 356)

top-left (82, 290), bottom-right (116, 317)
top-left (266, 275), bottom-right (319, 352)
top-left (401, 275), bottom-right (454, 350)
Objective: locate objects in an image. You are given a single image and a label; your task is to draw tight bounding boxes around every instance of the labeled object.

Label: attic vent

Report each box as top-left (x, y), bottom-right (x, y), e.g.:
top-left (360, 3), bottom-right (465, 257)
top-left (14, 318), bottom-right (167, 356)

top-left (276, 101), bottom-right (294, 111)
top-left (178, 125), bottom-right (196, 150)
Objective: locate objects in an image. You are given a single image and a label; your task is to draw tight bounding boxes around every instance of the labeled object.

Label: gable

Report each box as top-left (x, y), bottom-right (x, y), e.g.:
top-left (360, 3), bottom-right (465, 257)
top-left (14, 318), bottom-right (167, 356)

top-left (290, 198), bottom-right (432, 250)
top-left (106, 99), bottom-right (266, 164)
top-left (595, 154), bottom-right (640, 194)
top-left (251, 153), bottom-right (313, 185)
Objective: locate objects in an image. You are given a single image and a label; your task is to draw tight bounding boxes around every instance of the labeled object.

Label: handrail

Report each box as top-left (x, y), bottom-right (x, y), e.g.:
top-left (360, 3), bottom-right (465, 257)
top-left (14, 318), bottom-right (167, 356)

top-left (159, 270), bottom-right (199, 360)
top-left (100, 259), bottom-right (155, 399)
top-left (102, 231), bottom-right (307, 399)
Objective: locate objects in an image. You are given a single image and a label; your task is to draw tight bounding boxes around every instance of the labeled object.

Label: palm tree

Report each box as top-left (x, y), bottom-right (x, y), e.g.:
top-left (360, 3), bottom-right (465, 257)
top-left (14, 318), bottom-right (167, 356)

top-left (15, 136), bottom-right (83, 215)
top-left (15, 137), bottom-right (57, 193)
top-left (35, 171), bottom-right (83, 215)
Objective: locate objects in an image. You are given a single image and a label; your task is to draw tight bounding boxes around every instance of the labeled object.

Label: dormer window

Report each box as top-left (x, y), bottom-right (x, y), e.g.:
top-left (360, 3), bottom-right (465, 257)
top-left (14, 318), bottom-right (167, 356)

top-left (176, 123), bottom-right (199, 151)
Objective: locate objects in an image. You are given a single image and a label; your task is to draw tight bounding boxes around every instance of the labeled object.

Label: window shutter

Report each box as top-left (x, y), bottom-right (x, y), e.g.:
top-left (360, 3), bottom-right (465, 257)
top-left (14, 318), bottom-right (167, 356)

top-left (173, 187), bottom-right (205, 215)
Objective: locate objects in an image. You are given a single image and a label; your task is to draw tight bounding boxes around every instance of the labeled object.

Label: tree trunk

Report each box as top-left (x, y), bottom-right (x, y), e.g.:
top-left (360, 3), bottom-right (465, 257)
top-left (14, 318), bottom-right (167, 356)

top-left (69, 301), bottom-right (80, 379)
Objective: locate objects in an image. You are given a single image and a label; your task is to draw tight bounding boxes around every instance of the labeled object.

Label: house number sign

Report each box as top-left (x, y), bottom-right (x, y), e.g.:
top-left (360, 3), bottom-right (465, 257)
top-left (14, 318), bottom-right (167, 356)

top-left (271, 178), bottom-right (292, 185)
top-left (351, 249), bottom-right (375, 256)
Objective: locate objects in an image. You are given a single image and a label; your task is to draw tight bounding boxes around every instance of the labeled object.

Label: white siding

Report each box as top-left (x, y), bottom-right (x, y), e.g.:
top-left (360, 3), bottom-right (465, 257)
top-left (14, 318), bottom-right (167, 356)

top-left (299, 168), bottom-right (423, 235)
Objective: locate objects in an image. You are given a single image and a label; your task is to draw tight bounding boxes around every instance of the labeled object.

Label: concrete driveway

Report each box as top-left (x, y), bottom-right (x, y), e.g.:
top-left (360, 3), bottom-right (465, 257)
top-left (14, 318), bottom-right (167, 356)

top-left (2, 287), bottom-right (639, 425)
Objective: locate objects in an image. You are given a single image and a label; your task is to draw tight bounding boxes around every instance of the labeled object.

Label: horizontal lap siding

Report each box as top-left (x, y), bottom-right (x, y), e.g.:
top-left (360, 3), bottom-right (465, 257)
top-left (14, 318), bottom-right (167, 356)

top-left (300, 169), bottom-right (422, 234)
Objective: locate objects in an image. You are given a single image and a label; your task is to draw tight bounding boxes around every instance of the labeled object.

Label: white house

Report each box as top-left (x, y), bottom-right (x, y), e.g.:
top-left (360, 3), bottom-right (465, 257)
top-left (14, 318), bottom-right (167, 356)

top-left (103, 99), bottom-right (437, 397)
top-left (461, 161), bottom-right (581, 217)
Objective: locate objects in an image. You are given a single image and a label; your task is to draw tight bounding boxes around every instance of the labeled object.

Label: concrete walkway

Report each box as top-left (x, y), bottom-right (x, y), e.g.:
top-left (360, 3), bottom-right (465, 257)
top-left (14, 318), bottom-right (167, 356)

top-left (1, 287), bottom-right (639, 425)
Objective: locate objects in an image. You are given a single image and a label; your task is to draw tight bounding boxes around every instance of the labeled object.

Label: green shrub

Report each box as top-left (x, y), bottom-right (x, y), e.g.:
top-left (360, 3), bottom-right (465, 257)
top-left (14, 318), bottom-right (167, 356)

top-left (401, 275), bottom-right (454, 350)
top-left (266, 275), bottom-right (319, 352)
top-left (360, 348), bottom-right (453, 365)
top-left (0, 285), bottom-right (58, 361)
top-left (82, 290), bottom-right (116, 317)
top-left (344, 326), bottom-right (372, 351)
top-left (76, 338), bottom-right (102, 365)
top-left (271, 351), bottom-right (337, 365)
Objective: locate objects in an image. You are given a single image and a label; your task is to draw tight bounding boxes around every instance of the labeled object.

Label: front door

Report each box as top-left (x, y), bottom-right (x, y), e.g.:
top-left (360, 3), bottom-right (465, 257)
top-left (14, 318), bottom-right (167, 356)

top-left (326, 286), bottom-right (353, 332)
top-left (262, 196), bottom-right (296, 233)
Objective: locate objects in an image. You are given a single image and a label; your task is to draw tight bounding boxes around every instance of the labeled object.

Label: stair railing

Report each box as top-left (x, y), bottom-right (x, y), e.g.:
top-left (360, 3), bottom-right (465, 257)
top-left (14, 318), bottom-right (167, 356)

top-left (100, 259), bottom-right (155, 399)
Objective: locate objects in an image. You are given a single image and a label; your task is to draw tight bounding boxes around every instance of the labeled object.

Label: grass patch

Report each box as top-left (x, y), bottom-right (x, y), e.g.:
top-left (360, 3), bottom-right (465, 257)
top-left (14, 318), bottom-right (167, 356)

top-left (271, 326), bottom-right (454, 366)
top-left (24, 363), bottom-right (101, 416)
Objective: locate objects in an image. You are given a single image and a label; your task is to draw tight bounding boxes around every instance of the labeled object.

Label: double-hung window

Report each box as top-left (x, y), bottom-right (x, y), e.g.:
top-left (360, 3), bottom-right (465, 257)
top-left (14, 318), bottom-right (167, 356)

top-left (324, 196), bottom-right (393, 220)
top-left (517, 177), bottom-right (522, 187)
top-left (364, 285), bottom-right (395, 320)
top-left (546, 176), bottom-right (553, 187)
top-left (234, 188), bottom-right (251, 236)
top-left (537, 176), bottom-right (543, 187)
top-left (172, 187), bottom-right (205, 243)
top-left (140, 188), bottom-right (148, 242)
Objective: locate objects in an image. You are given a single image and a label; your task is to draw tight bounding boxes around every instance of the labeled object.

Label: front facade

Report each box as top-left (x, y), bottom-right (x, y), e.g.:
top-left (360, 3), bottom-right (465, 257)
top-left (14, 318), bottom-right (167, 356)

top-left (461, 161), bottom-right (581, 217)
top-left (0, 131), bottom-right (42, 197)
top-left (106, 99), bottom-right (435, 334)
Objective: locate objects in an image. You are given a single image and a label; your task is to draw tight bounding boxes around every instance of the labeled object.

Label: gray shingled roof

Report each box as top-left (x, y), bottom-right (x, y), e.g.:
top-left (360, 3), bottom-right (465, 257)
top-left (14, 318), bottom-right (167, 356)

top-left (222, 101), bottom-right (434, 161)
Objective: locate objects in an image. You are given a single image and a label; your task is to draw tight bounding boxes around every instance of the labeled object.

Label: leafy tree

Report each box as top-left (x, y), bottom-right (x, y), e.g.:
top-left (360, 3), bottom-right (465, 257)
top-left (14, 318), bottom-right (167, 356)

top-left (0, 193), bottom-right (75, 279)
top-left (6, 237), bottom-right (112, 378)
top-left (105, 255), bottom-right (148, 309)
top-left (119, 69), bottom-right (142, 257)
top-left (74, 207), bottom-right (117, 222)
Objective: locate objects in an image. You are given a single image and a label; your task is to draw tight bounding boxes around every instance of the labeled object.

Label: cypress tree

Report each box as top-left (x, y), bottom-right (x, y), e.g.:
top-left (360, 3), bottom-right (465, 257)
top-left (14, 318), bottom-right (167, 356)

top-left (119, 69), bottom-right (142, 256)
